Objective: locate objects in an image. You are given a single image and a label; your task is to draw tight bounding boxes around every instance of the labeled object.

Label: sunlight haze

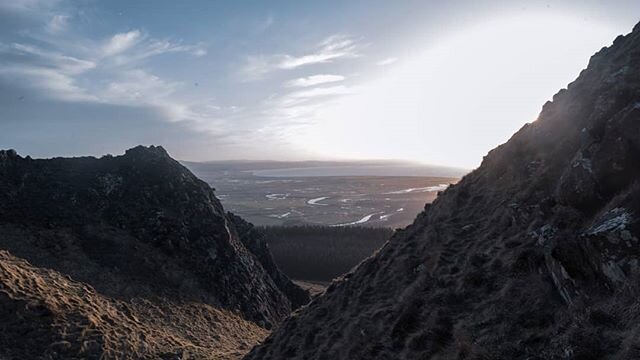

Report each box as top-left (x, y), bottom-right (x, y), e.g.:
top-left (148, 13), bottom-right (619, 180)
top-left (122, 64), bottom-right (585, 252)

top-left (293, 13), bottom-right (627, 168)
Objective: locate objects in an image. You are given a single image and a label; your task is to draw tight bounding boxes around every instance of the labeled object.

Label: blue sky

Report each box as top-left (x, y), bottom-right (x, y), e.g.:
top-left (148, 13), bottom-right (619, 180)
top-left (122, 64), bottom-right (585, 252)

top-left (1, 0), bottom-right (639, 167)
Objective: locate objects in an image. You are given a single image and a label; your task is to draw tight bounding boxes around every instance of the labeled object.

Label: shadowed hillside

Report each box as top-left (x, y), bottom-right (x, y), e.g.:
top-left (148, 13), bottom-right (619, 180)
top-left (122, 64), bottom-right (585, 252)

top-left (245, 23), bottom-right (640, 359)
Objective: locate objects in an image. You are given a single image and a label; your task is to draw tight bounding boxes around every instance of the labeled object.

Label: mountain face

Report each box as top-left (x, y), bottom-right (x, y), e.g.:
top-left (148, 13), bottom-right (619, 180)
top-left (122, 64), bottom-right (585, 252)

top-left (228, 212), bottom-right (311, 310)
top-left (0, 145), bottom-right (307, 359)
top-left (245, 24), bottom-right (640, 359)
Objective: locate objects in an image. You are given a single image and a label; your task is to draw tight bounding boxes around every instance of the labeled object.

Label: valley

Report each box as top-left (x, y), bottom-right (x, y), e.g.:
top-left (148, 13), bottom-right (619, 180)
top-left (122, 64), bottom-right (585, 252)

top-left (185, 160), bottom-right (463, 229)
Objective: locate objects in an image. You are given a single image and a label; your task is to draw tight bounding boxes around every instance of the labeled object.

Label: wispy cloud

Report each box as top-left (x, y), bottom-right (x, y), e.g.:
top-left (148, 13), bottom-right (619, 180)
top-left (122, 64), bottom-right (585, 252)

top-left (240, 34), bottom-right (361, 81)
top-left (102, 69), bottom-right (180, 102)
top-left (279, 35), bottom-right (360, 69)
top-left (102, 30), bottom-right (142, 56)
top-left (377, 57), bottom-right (398, 66)
top-left (284, 85), bottom-right (352, 102)
top-left (4, 42), bottom-right (96, 74)
top-left (0, 41), bottom-right (96, 101)
top-left (101, 30), bottom-right (207, 65)
top-left (286, 74), bottom-right (345, 87)
top-left (260, 85), bottom-right (356, 132)
top-left (0, 22), bottom-right (206, 123)
top-left (0, 44), bottom-right (185, 111)
top-left (45, 14), bottom-right (69, 33)
top-left (0, 65), bottom-right (96, 102)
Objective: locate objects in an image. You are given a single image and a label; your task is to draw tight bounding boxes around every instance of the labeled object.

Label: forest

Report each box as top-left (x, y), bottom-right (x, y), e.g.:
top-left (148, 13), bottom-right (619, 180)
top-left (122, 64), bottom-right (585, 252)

top-left (259, 225), bottom-right (394, 282)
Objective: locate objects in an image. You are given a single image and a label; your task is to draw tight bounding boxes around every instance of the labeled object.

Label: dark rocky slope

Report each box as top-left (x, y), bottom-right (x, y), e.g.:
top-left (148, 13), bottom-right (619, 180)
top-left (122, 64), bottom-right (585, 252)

top-left (245, 23), bottom-right (640, 359)
top-left (228, 212), bottom-right (310, 310)
top-left (0, 145), bottom-right (307, 359)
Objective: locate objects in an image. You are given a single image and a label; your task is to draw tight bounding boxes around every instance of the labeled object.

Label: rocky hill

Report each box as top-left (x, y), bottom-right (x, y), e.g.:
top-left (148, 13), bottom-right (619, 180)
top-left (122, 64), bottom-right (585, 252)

top-left (0, 145), bottom-right (308, 359)
top-left (245, 23), bottom-right (640, 359)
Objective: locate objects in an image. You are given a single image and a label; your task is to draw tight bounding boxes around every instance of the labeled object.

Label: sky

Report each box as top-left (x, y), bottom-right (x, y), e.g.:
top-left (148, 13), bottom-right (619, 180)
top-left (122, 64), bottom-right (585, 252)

top-left (1, 0), bottom-right (639, 168)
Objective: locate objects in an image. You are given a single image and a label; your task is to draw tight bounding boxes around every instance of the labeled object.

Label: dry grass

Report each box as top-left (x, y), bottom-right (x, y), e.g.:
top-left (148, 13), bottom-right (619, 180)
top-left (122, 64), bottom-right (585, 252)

top-left (0, 250), bottom-right (268, 359)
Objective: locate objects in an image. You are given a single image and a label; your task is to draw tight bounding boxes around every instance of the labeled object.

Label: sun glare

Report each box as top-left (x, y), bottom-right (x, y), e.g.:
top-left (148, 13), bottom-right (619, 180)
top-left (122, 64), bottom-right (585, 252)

top-left (292, 13), bottom-right (622, 168)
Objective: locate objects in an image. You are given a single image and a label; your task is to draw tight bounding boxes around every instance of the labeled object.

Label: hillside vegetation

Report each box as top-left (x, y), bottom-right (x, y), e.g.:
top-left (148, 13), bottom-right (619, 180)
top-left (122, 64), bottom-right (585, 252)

top-left (260, 225), bottom-right (393, 282)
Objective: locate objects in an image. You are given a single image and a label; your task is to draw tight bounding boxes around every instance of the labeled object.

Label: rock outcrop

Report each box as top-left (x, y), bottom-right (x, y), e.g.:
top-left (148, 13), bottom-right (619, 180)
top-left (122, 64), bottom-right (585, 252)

top-left (245, 23), bottom-right (640, 359)
top-left (0, 145), bottom-right (307, 359)
top-left (228, 212), bottom-right (310, 310)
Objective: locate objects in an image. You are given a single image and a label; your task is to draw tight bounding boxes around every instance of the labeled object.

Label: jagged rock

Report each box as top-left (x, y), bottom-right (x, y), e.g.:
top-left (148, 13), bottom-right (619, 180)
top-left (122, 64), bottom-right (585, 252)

top-left (245, 23), bottom-right (640, 359)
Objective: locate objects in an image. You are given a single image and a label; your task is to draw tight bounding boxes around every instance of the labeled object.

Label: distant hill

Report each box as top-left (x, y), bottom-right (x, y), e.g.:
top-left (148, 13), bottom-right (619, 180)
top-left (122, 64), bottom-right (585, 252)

top-left (182, 159), bottom-right (468, 178)
top-left (0, 146), bottom-right (308, 359)
top-left (246, 23), bottom-right (640, 359)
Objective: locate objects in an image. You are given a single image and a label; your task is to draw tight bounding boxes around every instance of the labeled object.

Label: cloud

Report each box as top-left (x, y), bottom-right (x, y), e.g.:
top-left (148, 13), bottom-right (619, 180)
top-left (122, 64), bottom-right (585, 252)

top-left (102, 69), bottom-right (180, 102)
top-left (5, 43), bottom-right (96, 74)
top-left (0, 65), bottom-right (95, 102)
top-left (377, 57), bottom-right (398, 66)
top-left (0, 41), bottom-right (96, 101)
top-left (102, 30), bottom-right (143, 56)
top-left (240, 34), bottom-right (361, 81)
top-left (261, 85), bottom-right (355, 130)
top-left (240, 55), bottom-right (273, 81)
top-left (192, 47), bottom-right (207, 57)
top-left (286, 74), bottom-right (345, 87)
top-left (141, 39), bottom-right (207, 59)
top-left (286, 85), bottom-right (352, 100)
top-left (279, 35), bottom-right (360, 69)
top-left (46, 14), bottom-right (68, 33)
top-left (100, 30), bottom-right (207, 66)
top-left (0, 86), bottom-right (230, 161)
top-left (96, 69), bottom-right (197, 126)
top-left (0, 25), bottom-right (205, 120)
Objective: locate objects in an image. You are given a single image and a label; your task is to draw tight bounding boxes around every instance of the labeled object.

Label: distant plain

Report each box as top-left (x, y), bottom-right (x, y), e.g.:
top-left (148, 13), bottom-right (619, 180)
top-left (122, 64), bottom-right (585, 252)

top-left (185, 160), bottom-right (464, 229)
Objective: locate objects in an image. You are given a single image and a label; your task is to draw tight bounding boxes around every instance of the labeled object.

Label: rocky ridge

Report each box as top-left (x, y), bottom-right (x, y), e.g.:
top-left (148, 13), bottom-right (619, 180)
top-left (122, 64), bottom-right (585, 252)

top-left (0, 145), bottom-right (308, 359)
top-left (245, 23), bottom-right (640, 359)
